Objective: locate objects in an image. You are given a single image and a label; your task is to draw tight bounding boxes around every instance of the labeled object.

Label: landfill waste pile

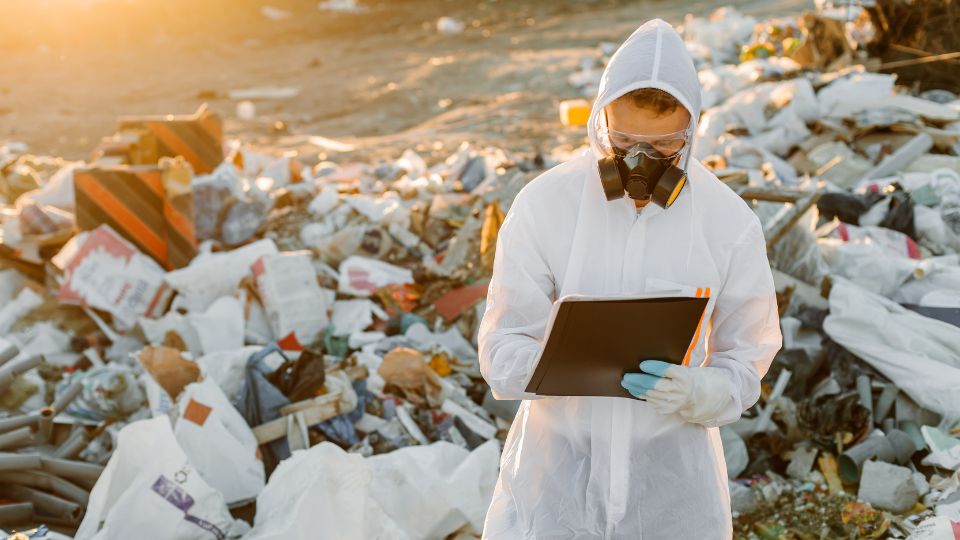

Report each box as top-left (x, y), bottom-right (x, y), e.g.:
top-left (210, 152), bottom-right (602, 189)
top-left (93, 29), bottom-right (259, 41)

top-left (0, 1), bottom-right (959, 539)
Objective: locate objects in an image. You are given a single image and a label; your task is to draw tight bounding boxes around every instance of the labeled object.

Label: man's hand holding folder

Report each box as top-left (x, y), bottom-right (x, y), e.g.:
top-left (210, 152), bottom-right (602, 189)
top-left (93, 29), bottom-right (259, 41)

top-left (621, 359), bottom-right (736, 425)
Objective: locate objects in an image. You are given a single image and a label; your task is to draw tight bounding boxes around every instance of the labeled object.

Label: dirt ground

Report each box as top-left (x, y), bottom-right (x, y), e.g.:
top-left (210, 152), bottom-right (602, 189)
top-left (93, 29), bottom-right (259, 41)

top-left (1, 0), bottom-right (811, 167)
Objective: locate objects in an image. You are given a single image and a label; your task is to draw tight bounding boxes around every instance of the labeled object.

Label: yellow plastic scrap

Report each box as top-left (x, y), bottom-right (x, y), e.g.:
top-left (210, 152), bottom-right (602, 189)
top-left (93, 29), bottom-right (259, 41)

top-left (559, 99), bottom-right (591, 127)
top-left (428, 353), bottom-right (453, 377)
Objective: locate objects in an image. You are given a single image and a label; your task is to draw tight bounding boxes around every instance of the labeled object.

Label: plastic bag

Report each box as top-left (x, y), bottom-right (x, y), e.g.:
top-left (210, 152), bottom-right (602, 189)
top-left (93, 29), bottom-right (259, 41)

top-left (823, 280), bottom-right (960, 427)
top-left (243, 440), bottom-right (499, 540)
top-left (818, 223), bottom-right (922, 297)
top-left (174, 378), bottom-right (265, 505)
top-left (242, 442), bottom-right (405, 540)
top-left (763, 205), bottom-right (830, 285)
top-left (75, 417), bottom-right (247, 540)
top-left (232, 345), bottom-right (292, 471)
top-left (365, 440), bottom-right (499, 538)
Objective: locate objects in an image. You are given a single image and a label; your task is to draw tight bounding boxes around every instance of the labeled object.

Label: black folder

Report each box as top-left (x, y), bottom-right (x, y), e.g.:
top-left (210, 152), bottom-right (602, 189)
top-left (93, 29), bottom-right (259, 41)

top-left (524, 295), bottom-right (709, 399)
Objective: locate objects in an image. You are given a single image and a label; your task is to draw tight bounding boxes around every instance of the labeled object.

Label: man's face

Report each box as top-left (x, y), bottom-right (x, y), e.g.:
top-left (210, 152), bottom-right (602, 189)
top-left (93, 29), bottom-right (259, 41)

top-left (604, 96), bottom-right (691, 157)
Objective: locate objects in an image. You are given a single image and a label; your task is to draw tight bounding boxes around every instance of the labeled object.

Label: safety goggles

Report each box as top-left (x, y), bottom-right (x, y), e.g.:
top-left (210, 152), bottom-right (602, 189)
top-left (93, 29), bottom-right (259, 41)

top-left (600, 126), bottom-right (691, 160)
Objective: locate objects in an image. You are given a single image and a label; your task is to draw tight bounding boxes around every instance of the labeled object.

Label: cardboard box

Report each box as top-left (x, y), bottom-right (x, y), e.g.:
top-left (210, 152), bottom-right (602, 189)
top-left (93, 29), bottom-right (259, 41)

top-left (73, 158), bottom-right (197, 270)
top-left (94, 104), bottom-right (224, 174)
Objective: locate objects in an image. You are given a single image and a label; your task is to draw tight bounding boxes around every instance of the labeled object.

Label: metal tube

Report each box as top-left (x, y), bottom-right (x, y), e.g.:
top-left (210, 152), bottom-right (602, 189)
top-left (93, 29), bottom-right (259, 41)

top-left (39, 456), bottom-right (104, 484)
top-left (0, 483), bottom-right (82, 523)
top-left (0, 427), bottom-right (34, 450)
top-left (0, 501), bottom-right (34, 524)
top-left (50, 381), bottom-right (83, 415)
top-left (0, 343), bottom-right (19, 367)
top-left (0, 355), bottom-right (43, 393)
top-left (0, 471), bottom-right (89, 506)
top-left (0, 452), bottom-right (41, 471)
top-left (0, 413), bottom-right (39, 434)
top-left (874, 384), bottom-right (900, 425)
top-left (37, 408), bottom-right (53, 443)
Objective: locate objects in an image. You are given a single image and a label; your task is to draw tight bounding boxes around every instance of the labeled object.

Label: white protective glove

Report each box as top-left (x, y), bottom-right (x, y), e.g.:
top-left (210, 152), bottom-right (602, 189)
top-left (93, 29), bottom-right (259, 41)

top-left (621, 359), bottom-right (736, 425)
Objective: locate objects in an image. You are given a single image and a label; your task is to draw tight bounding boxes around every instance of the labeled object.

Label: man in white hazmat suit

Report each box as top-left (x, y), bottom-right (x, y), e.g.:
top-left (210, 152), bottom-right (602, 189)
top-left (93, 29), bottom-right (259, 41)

top-left (477, 18), bottom-right (782, 539)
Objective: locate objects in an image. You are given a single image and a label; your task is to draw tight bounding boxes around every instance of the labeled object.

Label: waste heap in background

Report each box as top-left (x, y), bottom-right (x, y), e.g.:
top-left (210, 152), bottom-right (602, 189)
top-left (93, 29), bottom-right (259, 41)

top-left (0, 0), bottom-right (959, 539)
top-left (676, 2), bottom-right (958, 539)
top-left (0, 98), bottom-right (537, 539)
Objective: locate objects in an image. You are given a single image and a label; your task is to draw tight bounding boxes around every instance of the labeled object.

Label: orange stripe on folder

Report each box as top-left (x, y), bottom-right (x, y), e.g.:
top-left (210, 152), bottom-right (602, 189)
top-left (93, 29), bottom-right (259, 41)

top-left (682, 287), bottom-right (711, 366)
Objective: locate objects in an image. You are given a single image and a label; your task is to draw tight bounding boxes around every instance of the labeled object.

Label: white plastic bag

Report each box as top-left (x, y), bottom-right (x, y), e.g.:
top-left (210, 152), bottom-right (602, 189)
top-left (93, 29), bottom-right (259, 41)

top-left (76, 416), bottom-right (247, 540)
top-left (174, 378), bottom-right (265, 505)
top-left (818, 223), bottom-right (922, 298)
top-left (366, 440), bottom-right (500, 538)
top-left (243, 440), bottom-right (500, 540)
top-left (243, 442), bottom-right (406, 540)
top-left (823, 280), bottom-right (960, 426)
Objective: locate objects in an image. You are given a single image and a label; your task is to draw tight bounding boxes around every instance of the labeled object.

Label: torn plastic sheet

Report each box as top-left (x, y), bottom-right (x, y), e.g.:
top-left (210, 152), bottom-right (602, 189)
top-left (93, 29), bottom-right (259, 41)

top-left (823, 280), bottom-right (960, 427)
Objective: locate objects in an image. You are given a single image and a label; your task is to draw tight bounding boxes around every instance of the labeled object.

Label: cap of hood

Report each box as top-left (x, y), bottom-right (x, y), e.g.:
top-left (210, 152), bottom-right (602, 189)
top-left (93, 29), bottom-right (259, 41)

top-left (586, 19), bottom-right (702, 166)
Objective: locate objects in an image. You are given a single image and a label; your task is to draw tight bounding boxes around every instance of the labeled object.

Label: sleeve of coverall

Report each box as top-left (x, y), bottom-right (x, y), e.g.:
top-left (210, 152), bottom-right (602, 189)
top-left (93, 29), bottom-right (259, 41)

top-left (478, 194), bottom-right (556, 401)
top-left (701, 220), bottom-right (783, 428)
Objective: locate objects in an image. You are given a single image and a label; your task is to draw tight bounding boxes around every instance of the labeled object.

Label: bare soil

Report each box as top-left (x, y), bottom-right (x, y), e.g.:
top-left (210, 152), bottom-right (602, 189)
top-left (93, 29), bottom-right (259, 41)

top-left (0, 0), bottom-right (810, 165)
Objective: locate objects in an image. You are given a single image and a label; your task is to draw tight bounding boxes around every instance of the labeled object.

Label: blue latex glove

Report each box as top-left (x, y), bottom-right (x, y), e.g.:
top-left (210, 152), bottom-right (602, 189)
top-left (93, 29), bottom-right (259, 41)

top-left (620, 359), bottom-right (672, 398)
top-left (621, 359), bottom-right (735, 425)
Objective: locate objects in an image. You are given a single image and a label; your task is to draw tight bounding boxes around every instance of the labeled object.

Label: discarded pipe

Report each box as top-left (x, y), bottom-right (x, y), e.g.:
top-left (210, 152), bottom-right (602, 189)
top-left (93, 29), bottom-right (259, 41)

top-left (0, 427), bottom-right (34, 451)
top-left (0, 343), bottom-right (19, 367)
top-left (899, 421), bottom-right (927, 451)
top-left (52, 429), bottom-right (88, 460)
top-left (50, 381), bottom-right (83, 415)
top-left (37, 408), bottom-right (54, 443)
top-left (838, 429), bottom-right (916, 483)
top-left (0, 413), bottom-right (39, 434)
top-left (0, 452), bottom-right (42, 471)
top-left (0, 501), bottom-right (34, 524)
top-left (0, 483), bottom-right (82, 523)
top-left (882, 417), bottom-right (896, 434)
top-left (0, 471), bottom-right (89, 506)
top-left (0, 355), bottom-right (44, 393)
top-left (755, 369), bottom-right (792, 433)
top-left (874, 384), bottom-right (900, 426)
top-left (856, 375), bottom-right (873, 418)
top-left (39, 456), bottom-right (104, 484)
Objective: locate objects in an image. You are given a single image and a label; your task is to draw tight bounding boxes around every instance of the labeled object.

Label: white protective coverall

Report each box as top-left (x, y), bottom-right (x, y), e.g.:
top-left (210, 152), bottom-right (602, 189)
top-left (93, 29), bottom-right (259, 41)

top-left (478, 19), bottom-right (783, 539)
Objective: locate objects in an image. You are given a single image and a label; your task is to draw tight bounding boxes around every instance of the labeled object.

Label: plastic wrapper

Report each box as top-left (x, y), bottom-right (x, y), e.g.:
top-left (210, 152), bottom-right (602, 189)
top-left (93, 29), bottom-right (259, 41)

top-left (65, 365), bottom-right (145, 423)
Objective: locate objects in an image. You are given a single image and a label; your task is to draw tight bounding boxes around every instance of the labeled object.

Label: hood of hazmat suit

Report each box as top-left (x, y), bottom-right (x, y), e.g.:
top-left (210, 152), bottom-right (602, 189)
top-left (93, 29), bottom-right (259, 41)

top-left (478, 19), bottom-right (782, 539)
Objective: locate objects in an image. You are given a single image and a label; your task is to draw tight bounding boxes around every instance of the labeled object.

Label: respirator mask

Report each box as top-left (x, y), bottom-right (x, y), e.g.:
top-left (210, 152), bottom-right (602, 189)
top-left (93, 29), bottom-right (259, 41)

top-left (597, 126), bottom-right (691, 209)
